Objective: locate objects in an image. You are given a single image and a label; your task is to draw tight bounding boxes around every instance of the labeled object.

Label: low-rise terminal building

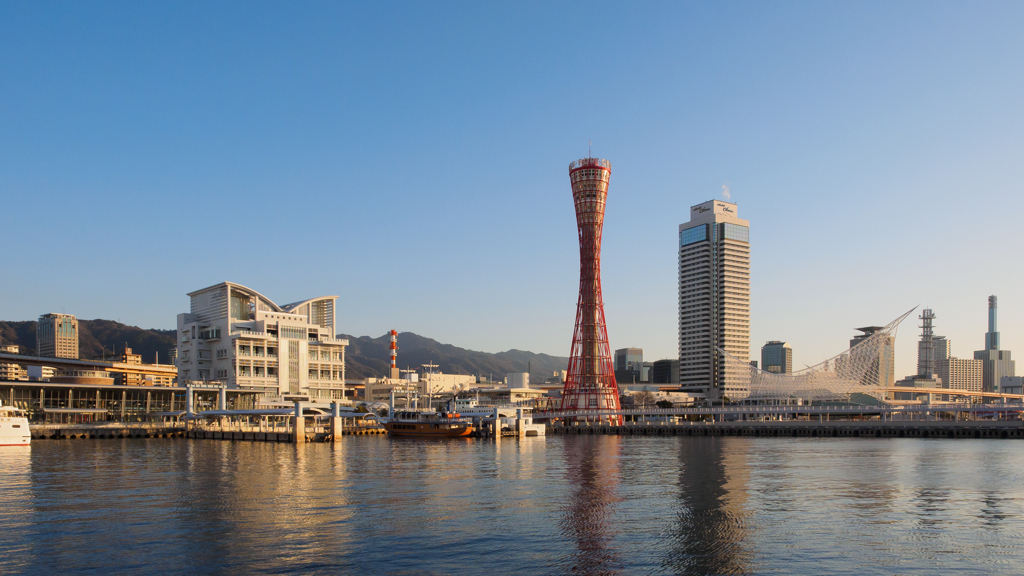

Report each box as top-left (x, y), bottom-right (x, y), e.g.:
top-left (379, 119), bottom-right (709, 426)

top-left (365, 371), bottom-right (477, 405)
top-left (0, 378), bottom-right (257, 424)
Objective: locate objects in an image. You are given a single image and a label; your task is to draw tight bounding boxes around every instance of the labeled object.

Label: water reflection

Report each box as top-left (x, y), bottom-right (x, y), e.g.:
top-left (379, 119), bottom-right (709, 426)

top-left (662, 438), bottom-right (754, 576)
top-left (6, 437), bottom-right (1024, 574)
top-left (557, 436), bottom-right (623, 576)
top-left (0, 447), bottom-right (32, 574)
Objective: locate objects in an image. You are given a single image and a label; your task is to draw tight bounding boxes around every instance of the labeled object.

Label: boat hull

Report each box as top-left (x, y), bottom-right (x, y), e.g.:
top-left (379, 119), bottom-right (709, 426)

top-left (384, 422), bottom-right (473, 437)
top-left (0, 416), bottom-right (31, 447)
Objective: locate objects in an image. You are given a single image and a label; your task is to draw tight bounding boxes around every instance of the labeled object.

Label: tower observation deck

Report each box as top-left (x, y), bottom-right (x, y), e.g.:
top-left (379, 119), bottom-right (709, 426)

top-left (560, 157), bottom-right (622, 422)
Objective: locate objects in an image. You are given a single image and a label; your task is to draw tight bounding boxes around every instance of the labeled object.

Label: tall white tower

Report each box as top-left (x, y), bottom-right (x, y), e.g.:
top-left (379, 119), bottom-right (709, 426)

top-left (678, 200), bottom-right (751, 400)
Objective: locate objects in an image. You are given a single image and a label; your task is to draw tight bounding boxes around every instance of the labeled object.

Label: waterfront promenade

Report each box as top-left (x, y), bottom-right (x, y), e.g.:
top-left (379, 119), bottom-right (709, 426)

top-left (28, 415), bottom-right (386, 442)
top-left (28, 406), bottom-right (1024, 442)
top-left (551, 419), bottom-right (1024, 439)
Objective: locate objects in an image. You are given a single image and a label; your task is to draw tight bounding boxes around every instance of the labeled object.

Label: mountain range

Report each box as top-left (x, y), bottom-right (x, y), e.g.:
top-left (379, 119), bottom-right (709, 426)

top-left (338, 331), bottom-right (568, 381)
top-left (0, 320), bottom-right (568, 381)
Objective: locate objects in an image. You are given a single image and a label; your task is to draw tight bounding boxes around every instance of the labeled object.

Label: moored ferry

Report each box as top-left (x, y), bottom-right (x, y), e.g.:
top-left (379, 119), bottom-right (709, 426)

top-left (0, 402), bottom-right (31, 446)
top-left (384, 410), bottom-right (473, 438)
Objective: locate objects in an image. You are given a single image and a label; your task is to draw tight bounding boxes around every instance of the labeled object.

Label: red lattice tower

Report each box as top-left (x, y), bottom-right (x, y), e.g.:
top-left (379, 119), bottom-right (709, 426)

top-left (560, 157), bottom-right (622, 424)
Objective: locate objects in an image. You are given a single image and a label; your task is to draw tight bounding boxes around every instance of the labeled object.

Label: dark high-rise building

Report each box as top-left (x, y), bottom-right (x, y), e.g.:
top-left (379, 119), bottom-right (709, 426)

top-left (974, 295), bottom-right (1014, 393)
top-left (652, 359), bottom-right (679, 384)
top-left (761, 341), bottom-right (792, 374)
top-left (614, 347), bottom-right (644, 384)
top-left (560, 157), bottom-right (621, 419)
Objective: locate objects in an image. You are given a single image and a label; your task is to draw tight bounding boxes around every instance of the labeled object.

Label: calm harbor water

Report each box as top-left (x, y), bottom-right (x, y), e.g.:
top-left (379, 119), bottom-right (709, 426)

top-left (2, 436), bottom-right (1023, 575)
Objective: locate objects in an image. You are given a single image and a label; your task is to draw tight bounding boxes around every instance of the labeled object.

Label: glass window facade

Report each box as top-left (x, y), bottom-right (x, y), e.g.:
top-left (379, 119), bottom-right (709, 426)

top-left (280, 326), bottom-right (307, 340)
top-left (680, 225), bottom-right (707, 247)
top-left (230, 292), bottom-right (250, 321)
top-left (722, 223), bottom-right (749, 242)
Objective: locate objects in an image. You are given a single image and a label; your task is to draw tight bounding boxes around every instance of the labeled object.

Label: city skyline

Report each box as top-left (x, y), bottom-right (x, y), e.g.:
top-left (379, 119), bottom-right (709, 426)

top-left (2, 2), bottom-right (1023, 381)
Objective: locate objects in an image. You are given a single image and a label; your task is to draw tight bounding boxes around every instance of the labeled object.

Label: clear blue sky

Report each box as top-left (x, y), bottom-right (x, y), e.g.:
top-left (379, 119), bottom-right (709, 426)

top-left (2, 1), bottom-right (1022, 379)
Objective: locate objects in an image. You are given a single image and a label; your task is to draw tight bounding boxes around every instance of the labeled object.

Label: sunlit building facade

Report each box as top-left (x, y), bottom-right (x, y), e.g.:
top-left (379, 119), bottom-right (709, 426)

top-left (678, 200), bottom-right (751, 400)
top-left (176, 282), bottom-right (348, 402)
top-left (937, 357), bottom-right (983, 393)
top-left (37, 313), bottom-right (78, 359)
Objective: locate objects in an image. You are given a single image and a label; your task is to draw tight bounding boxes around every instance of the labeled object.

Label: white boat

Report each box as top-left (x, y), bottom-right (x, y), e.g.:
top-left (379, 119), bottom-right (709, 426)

top-left (0, 401), bottom-right (31, 446)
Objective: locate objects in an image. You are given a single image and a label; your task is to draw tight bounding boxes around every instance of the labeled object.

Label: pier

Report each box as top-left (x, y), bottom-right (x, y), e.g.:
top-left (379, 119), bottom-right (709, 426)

top-left (542, 402), bottom-right (1024, 439)
top-left (30, 422), bottom-right (186, 440)
top-left (184, 415), bottom-right (387, 443)
top-left (549, 420), bottom-right (1024, 439)
top-left (26, 401), bottom-right (1024, 442)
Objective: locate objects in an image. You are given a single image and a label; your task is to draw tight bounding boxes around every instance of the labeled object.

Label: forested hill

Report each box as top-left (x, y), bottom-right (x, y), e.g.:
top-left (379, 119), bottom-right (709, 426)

top-left (338, 332), bottom-right (567, 380)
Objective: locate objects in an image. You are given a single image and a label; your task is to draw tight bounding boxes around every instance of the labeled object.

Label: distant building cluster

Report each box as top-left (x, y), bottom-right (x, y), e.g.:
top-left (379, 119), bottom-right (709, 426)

top-left (0, 278), bottom-right (580, 422)
top-left (0, 313), bottom-right (175, 388)
top-left (894, 297), bottom-right (1015, 401)
top-left (666, 197), bottom-right (1014, 405)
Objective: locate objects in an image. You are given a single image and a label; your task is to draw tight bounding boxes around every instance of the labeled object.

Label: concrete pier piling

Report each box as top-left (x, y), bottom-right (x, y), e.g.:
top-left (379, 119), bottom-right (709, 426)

top-left (292, 401), bottom-right (305, 444)
top-left (31, 424), bottom-right (186, 440)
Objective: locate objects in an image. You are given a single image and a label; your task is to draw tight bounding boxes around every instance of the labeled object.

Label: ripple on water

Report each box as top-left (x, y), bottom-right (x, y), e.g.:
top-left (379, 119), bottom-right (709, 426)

top-left (1, 437), bottom-right (1023, 575)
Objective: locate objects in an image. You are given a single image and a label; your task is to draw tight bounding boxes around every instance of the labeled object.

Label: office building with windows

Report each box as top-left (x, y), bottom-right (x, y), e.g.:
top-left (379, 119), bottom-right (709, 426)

top-left (614, 347), bottom-right (645, 384)
top-left (999, 376), bottom-right (1024, 395)
top-left (652, 359), bottom-right (679, 384)
top-left (37, 313), bottom-right (79, 359)
top-left (761, 341), bottom-right (792, 374)
top-left (918, 336), bottom-right (950, 376)
top-left (176, 282), bottom-right (349, 402)
top-left (678, 200), bottom-right (751, 400)
top-left (937, 357), bottom-right (983, 393)
top-left (0, 362), bottom-right (26, 381)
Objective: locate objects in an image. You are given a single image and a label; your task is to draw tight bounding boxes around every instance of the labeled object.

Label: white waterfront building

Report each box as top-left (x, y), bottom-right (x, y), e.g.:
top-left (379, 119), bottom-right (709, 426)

top-left (176, 282), bottom-right (349, 403)
top-left (365, 372), bottom-right (477, 405)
